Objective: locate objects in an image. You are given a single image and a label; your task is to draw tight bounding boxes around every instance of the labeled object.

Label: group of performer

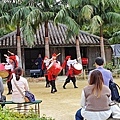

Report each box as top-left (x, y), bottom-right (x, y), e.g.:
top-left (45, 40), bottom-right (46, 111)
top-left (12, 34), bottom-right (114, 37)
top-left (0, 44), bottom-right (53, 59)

top-left (0, 51), bottom-right (82, 94)
top-left (42, 53), bottom-right (82, 93)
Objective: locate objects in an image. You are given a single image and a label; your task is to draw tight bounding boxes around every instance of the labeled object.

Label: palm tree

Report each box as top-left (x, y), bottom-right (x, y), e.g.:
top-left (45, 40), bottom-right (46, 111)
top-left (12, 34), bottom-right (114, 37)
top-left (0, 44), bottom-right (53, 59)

top-left (24, 0), bottom-right (61, 58)
top-left (86, 0), bottom-right (120, 64)
top-left (0, 0), bottom-right (32, 67)
top-left (11, 3), bottom-right (35, 67)
top-left (54, 0), bottom-right (93, 63)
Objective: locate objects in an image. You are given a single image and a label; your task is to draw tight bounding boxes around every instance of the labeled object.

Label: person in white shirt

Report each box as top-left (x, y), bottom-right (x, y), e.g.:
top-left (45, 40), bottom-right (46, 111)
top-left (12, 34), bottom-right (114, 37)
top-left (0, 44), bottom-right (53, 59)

top-left (11, 67), bottom-right (29, 111)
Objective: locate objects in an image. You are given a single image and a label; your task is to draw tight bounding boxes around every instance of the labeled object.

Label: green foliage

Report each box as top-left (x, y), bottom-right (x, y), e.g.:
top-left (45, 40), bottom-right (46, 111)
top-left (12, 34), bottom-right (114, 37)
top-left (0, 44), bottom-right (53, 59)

top-left (0, 106), bottom-right (55, 120)
top-left (80, 5), bottom-right (93, 20)
top-left (22, 24), bottom-right (36, 47)
top-left (90, 15), bottom-right (103, 33)
top-left (104, 61), bottom-right (116, 71)
top-left (109, 31), bottom-right (120, 44)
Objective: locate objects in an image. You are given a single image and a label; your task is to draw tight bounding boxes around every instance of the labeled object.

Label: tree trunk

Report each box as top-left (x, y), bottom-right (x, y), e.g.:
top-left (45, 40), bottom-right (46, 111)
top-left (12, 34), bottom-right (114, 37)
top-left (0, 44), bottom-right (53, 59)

top-left (76, 36), bottom-right (82, 64)
top-left (16, 24), bottom-right (22, 67)
top-left (100, 25), bottom-right (106, 64)
top-left (99, 2), bottom-right (106, 64)
top-left (45, 21), bottom-right (50, 58)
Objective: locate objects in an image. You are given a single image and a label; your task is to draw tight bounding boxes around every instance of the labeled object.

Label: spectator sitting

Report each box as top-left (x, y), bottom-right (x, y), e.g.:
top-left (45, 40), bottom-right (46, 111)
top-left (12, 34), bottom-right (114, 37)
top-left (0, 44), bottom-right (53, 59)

top-left (11, 67), bottom-right (29, 112)
top-left (75, 70), bottom-right (112, 120)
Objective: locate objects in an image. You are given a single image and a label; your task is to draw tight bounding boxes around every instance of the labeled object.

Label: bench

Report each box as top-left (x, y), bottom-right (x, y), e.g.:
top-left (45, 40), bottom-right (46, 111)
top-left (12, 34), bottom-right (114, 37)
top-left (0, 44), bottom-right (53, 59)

top-left (30, 69), bottom-right (43, 78)
top-left (0, 100), bottom-right (42, 117)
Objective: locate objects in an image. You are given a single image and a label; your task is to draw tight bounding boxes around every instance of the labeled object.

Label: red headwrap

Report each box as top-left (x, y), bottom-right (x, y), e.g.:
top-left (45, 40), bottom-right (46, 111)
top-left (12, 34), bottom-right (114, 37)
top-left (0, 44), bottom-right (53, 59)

top-left (44, 56), bottom-right (48, 60)
top-left (52, 53), bottom-right (57, 57)
top-left (65, 56), bottom-right (71, 61)
top-left (9, 56), bottom-right (16, 61)
top-left (62, 56), bottom-right (71, 69)
top-left (9, 55), bottom-right (18, 67)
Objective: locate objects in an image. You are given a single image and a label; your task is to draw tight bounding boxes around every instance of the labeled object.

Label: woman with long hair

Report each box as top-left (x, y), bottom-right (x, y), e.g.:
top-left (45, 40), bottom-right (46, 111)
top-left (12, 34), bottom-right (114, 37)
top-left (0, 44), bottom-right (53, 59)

top-left (75, 70), bottom-right (112, 120)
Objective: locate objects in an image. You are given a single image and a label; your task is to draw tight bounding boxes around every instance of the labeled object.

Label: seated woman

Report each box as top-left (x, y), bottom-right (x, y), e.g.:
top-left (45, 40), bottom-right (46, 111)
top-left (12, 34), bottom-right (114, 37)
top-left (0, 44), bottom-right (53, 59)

top-left (75, 70), bottom-right (112, 120)
top-left (11, 67), bottom-right (29, 111)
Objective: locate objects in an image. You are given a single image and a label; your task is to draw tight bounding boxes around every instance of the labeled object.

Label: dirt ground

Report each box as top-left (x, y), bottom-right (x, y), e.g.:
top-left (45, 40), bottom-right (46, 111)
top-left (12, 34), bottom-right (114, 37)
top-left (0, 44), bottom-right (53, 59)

top-left (4, 76), bottom-right (120, 120)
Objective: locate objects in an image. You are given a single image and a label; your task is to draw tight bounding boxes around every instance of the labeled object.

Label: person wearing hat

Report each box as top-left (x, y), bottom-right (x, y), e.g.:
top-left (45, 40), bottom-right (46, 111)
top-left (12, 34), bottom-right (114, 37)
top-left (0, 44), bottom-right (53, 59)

top-left (62, 56), bottom-right (78, 89)
top-left (88, 57), bottom-right (113, 86)
top-left (3, 53), bottom-right (19, 95)
top-left (47, 53), bottom-right (61, 93)
top-left (42, 56), bottom-right (50, 88)
top-left (8, 51), bottom-right (19, 67)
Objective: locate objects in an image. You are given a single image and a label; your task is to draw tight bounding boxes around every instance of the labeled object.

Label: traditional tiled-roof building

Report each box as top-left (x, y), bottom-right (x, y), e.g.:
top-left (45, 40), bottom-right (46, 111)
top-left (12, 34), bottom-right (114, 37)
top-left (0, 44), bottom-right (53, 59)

top-left (0, 22), bottom-right (112, 75)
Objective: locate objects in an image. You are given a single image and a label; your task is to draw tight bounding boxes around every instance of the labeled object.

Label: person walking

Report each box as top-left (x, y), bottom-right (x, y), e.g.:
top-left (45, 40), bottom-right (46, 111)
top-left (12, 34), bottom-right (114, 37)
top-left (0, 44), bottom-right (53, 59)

top-left (11, 67), bottom-right (29, 111)
top-left (75, 70), bottom-right (112, 120)
top-left (62, 56), bottom-right (79, 89)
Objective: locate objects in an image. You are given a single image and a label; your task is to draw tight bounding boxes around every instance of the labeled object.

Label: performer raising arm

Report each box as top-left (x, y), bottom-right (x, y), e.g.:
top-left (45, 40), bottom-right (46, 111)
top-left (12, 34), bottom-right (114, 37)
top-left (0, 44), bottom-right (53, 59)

top-left (3, 52), bottom-right (19, 95)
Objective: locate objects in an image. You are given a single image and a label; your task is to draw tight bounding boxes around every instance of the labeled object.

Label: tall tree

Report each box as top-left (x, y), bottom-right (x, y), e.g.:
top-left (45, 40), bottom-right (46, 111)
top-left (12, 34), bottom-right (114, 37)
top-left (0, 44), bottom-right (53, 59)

top-left (54, 0), bottom-right (93, 63)
top-left (86, 0), bottom-right (120, 63)
top-left (11, 2), bottom-right (35, 67)
top-left (24, 0), bottom-right (61, 57)
top-left (0, 0), bottom-right (32, 67)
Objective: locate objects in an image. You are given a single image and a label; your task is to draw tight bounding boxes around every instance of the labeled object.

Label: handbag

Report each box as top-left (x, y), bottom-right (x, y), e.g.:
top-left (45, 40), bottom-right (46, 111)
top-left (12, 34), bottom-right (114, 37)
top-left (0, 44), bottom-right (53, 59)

top-left (25, 91), bottom-right (35, 102)
top-left (13, 79), bottom-right (35, 102)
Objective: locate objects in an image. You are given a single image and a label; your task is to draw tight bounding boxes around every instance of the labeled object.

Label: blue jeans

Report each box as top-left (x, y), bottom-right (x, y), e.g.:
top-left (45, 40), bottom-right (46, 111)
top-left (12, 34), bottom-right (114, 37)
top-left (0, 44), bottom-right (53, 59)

top-left (75, 108), bottom-right (84, 120)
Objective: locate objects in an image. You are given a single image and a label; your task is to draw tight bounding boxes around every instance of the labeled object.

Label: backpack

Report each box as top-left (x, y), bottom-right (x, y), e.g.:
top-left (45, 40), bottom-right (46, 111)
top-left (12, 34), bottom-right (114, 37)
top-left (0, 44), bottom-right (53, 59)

top-left (109, 80), bottom-right (120, 103)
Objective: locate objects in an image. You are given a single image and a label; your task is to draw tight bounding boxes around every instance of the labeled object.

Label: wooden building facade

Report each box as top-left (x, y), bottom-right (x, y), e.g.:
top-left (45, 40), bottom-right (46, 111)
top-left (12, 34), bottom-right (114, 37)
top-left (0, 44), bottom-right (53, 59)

top-left (0, 22), bottom-right (112, 75)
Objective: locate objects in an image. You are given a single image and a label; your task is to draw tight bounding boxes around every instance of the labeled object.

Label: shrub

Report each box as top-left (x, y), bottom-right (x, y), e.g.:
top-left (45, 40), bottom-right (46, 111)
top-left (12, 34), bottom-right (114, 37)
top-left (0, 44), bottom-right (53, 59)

top-left (0, 107), bottom-right (55, 120)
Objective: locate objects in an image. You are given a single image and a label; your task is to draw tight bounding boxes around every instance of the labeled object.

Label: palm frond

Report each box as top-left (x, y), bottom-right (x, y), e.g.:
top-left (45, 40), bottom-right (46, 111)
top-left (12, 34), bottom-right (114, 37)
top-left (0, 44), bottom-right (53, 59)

top-left (27, 8), bottom-right (42, 26)
top-left (0, 14), bottom-right (10, 28)
top-left (54, 7), bottom-right (68, 23)
top-left (11, 6), bottom-right (33, 25)
top-left (80, 5), bottom-right (93, 20)
top-left (90, 15), bottom-right (103, 33)
top-left (42, 12), bottom-right (55, 21)
top-left (67, 0), bottom-right (79, 7)
top-left (106, 12), bottom-right (120, 24)
top-left (113, 31), bottom-right (120, 37)
top-left (23, 25), bottom-right (35, 47)
top-left (107, 0), bottom-right (120, 8)
top-left (63, 16), bottom-right (80, 35)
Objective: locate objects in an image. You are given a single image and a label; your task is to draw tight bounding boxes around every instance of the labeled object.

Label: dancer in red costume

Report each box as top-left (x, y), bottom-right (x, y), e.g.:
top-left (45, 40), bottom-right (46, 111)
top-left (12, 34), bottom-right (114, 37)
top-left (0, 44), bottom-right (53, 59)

top-left (42, 56), bottom-right (50, 88)
top-left (47, 53), bottom-right (61, 93)
top-left (3, 51), bottom-right (19, 95)
top-left (62, 56), bottom-right (80, 89)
